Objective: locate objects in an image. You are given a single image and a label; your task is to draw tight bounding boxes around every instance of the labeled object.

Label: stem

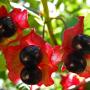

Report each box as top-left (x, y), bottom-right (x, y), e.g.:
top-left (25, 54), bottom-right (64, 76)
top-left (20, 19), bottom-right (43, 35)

top-left (56, 0), bottom-right (62, 9)
top-left (42, 20), bottom-right (45, 39)
top-left (41, 0), bottom-right (57, 45)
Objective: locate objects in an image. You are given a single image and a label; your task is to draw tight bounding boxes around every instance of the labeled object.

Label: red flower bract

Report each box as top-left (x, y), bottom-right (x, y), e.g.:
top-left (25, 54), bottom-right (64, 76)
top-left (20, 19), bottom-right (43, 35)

top-left (61, 16), bottom-right (90, 89)
top-left (0, 6), bottom-right (8, 17)
top-left (9, 8), bottom-right (29, 29)
top-left (61, 72), bottom-right (85, 90)
top-left (62, 16), bottom-right (84, 53)
top-left (0, 6), bottom-right (29, 48)
top-left (3, 29), bottom-right (60, 86)
top-left (0, 6), bottom-right (29, 29)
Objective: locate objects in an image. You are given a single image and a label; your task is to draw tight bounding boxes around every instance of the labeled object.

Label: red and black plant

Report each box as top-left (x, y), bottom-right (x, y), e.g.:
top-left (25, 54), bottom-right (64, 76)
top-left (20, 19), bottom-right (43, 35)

top-left (0, 6), bottom-right (29, 48)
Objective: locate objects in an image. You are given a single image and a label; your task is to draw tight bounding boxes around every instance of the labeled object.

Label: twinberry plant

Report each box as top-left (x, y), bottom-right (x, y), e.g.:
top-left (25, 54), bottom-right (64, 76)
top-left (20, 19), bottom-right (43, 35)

top-left (3, 29), bottom-right (61, 86)
top-left (0, 6), bottom-right (29, 48)
top-left (0, 3), bottom-right (90, 90)
top-left (60, 16), bottom-right (90, 90)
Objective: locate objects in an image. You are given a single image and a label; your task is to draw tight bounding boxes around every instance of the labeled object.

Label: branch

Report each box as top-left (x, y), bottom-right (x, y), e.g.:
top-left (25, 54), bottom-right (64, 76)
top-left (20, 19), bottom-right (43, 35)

top-left (42, 20), bottom-right (45, 39)
top-left (41, 0), bottom-right (57, 45)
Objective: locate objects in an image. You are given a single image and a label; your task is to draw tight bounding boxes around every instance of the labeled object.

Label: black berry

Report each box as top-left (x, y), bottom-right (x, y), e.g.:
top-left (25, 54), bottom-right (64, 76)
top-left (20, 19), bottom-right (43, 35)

top-left (64, 51), bottom-right (87, 73)
top-left (19, 45), bottom-right (42, 67)
top-left (0, 16), bottom-right (16, 38)
top-left (72, 34), bottom-right (90, 54)
top-left (20, 66), bottom-right (42, 85)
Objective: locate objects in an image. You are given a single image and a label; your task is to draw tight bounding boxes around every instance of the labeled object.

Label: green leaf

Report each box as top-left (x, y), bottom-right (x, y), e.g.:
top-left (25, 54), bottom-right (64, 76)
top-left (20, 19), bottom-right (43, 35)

top-left (85, 82), bottom-right (90, 90)
top-left (66, 17), bottom-right (78, 28)
top-left (0, 51), bottom-right (6, 71)
top-left (0, 71), bottom-right (7, 80)
top-left (27, 0), bottom-right (39, 10)
top-left (0, 0), bottom-right (11, 10)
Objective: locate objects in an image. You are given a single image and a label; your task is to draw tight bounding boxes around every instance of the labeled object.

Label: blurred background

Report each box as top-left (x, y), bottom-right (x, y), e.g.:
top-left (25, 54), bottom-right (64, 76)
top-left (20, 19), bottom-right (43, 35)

top-left (0, 0), bottom-right (90, 90)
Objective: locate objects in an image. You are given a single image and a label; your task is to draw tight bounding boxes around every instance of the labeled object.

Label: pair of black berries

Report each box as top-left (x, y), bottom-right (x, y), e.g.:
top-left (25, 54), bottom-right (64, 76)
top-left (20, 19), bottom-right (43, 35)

top-left (0, 16), bottom-right (16, 42)
top-left (64, 34), bottom-right (90, 73)
top-left (19, 45), bottom-right (42, 85)
top-left (0, 16), bottom-right (42, 85)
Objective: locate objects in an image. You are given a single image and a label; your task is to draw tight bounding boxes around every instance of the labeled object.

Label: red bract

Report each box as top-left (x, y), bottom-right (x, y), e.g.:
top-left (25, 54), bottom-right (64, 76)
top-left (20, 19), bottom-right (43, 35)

top-left (62, 16), bottom-right (84, 53)
top-left (0, 6), bottom-right (29, 48)
top-left (9, 8), bottom-right (29, 29)
top-left (61, 16), bottom-right (84, 69)
top-left (61, 72), bottom-right (85, 90)
top-left (51, 45), bottom-right (63, 65)
top-left (61, 16), bottom-right (85, 73)
top-left (0, 6), bottom-right (8, 17)
top-left (61, 16), bottom-right (90, 89)
top-left (3, 29), bottom-right (60, 86)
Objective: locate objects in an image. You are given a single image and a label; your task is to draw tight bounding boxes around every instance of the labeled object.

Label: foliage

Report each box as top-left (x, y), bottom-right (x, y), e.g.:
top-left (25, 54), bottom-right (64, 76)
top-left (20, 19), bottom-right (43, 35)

top-left (0, 0), bottom-right (90, 90)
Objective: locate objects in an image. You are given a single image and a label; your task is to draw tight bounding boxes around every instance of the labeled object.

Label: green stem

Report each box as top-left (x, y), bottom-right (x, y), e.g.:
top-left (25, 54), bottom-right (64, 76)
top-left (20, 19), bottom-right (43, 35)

top-left (41, 0), bottom-right (57, 45)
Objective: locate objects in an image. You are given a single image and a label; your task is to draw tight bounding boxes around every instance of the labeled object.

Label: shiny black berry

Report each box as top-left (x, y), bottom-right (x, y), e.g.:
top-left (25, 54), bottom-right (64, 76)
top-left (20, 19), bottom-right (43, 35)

top-left (72, 34), bottom-right (90, 54)
top-left (0, 16), bottom-right (16, 38)
top-left (20, 66), bottom-right (42, 85)
top-left (64, 51), bottom-right (87, 73)
top-left (20, 45), bottom-right (42, 67)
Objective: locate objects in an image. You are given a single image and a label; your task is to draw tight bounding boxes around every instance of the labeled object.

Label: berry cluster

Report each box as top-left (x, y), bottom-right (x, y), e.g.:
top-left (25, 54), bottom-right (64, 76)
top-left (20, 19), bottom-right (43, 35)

top-left (19, 45), bottom-right (42, 84)
top-left (0, 6), bottom-right (89, 90)
top-left (0, 16), bottom-right (16, 42)
top-left (0, 6), bottom-right (29, 48)
top-left (60, 16), bottom-right (90, 90)
top-left (64, 34), bottom-right (90, 73)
